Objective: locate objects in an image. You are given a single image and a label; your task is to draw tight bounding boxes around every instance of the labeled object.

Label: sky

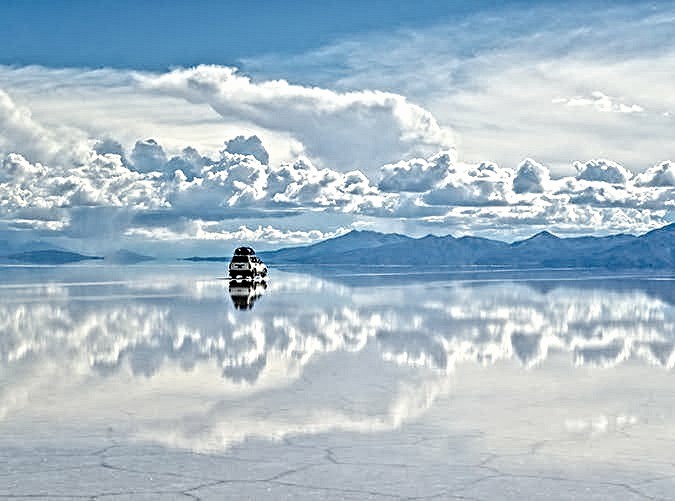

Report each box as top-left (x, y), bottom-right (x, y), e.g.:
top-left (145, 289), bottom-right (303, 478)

top-left (0, 0), bottom-right (673, 255)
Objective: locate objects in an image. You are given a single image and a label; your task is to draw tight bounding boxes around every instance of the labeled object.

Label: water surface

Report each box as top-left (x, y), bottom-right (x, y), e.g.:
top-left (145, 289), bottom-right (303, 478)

top-left (1, 264), bottom-right (674, 499)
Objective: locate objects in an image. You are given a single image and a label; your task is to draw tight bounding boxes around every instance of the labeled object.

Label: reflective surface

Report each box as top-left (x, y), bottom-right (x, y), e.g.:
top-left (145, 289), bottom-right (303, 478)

top-left (229, 278), bottom-right (267, 310)
top-left (0, 264), bottom-right (674, 499)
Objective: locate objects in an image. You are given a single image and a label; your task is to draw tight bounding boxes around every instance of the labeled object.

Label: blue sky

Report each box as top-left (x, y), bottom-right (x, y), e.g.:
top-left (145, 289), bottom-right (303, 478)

top-left (0, 0), bottom-right (673, 254)
top-left (2, 0), bottom-right (551, 69)
top-left (2, 0), bottom-right (649, 70)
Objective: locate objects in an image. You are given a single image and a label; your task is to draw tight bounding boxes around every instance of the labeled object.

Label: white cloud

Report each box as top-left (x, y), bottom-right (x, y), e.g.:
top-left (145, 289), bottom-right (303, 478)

top-left (0, 152), bottom-right (165, 212)
top-left (267, 158), bottom-right (383, 210)
top-left (636, 161), bottom-right (675, 187)
top-left (0, 65), bottom-right (306, 166)
top-left (430, 202), bottom-right (665, 238)
top-left (0, 72), bottom-right (673, 249)
top-left (574, 159), bottom-right (633, 185)
top-left (422, 160), bottom-right (514, 207)
top-left (561, 180), bottom-right (674, 210)
top-left (378, 150), bottom-right (455, 192)
top-left (164, 146), bottom-right (210, 181)
top-left (0, 153), bottom-right (48, 184)
top-left (513, 158), bottom-right (550, 194)
top-left (0, 89), bottom-right (87, 166)
top-left (0, 91), bottom-right (168, 233)
top-left (130, 138), bottom-right (168, 173)
top-left (244, 4), bottom-right (675, 174)
top-left (126, 223), bottom-right (349, 244)
top-left (224, 135), bottom-right (269, 165)
top-left (137, 65), bottom-right (454, 175)
top-left (552, 92), bottom-right (645, 114)
top-left (168, 151), bottom-right (269, 212)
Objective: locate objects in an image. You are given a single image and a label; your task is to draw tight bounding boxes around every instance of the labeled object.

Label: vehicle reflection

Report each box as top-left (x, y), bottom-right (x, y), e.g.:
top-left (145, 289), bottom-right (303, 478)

top-left (229, 279), bottom-right (267, 310)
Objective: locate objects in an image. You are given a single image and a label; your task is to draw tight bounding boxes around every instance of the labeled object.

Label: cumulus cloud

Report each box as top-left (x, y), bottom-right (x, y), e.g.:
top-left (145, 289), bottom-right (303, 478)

top-left (431, 202), bottom-right (665, 237)
top-left (163, 149), bottom-right (388, 223)
top-left (224, 135), bottom-right (269, 165)
top-left (0, 83), bottom-right (673, 249)
top-left (126, 223), bottom-right (349, 244)
top-left (552, 92), bottom-right (645, 114)
top-left (513, 158), bottom-right (550, 194)
top-left (574, 159), bottom-right (633, 185)
top-left (0, 93), bottom-right (169, 234)
top-left (164, 146), bottom-right (210, 181)
top-left (0, 89), bottom-right (87, 166)
top-left (0, 153), bottom-right (47, 183)
top-left (374, 152), bottom-right (519, 210)
top-left (561, 181), bottom-right (674, 210)
top-left (636, 161), bottom-right (675, 187)
top-left (0, 151), bottom-right (164, 211)
top-left (168, 151), bottom-right (269, 212)
top-left (422, 160), bottom-right (513, 207)
top-left (130, 138), bottom-right (168, 173)
top-left (93, 138), bottom-right (126, 159)
top-left (266, 158), bottom-right (383, 211)
top-left (137, 65), bottom-right (454, 174)
top-left (2, 3), bottom-right (675, 179)
top-left (0, 85), bottom-right (390, 244)
top-left (378, 150), bottom-right (454, 192)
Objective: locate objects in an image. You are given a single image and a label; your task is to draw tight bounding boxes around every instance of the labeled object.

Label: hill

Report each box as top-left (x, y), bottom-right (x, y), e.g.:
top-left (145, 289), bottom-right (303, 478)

top-left (260, 230), bottom-right (412, 264)
top-left (7, 250), bottom-right (104, 264)
top-left (258, 224), bottom-right (674, 269)
top-left (105, 249), bottom-right (155, 264)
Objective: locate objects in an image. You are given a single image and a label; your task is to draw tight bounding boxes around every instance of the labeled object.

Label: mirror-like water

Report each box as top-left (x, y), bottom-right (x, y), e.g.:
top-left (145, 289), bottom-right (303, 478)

top-left (1, 264), bottom-right (673, 499)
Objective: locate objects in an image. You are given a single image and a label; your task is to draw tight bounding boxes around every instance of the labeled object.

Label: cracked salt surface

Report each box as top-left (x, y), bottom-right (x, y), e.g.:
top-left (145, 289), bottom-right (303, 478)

top-left (0, 264), bottom-right (673, 500)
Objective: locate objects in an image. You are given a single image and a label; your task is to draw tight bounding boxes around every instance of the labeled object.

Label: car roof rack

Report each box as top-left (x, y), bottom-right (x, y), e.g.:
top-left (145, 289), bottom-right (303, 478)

top-left (234, 246), bottom-right (256, 256)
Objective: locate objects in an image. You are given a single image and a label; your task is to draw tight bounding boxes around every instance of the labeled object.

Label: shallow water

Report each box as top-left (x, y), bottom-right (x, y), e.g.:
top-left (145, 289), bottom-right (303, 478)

top-left (1, 263), bottom-right (674, 499)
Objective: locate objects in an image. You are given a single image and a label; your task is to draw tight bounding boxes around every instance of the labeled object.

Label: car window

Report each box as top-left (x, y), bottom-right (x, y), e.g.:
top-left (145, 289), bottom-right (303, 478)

top-left (231, 255), bottom-right (249, 263)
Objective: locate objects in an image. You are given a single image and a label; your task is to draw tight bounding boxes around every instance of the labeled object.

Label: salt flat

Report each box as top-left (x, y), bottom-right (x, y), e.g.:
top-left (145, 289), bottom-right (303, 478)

top-left (0, 263), bottom-right (673, 500)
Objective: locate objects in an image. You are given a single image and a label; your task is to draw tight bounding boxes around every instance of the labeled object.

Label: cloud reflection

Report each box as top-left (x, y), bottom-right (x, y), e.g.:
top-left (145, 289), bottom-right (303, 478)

top-left (0, 270), bottom-right (673, 450)
top-left (1, 274), bottom-right (674, 380)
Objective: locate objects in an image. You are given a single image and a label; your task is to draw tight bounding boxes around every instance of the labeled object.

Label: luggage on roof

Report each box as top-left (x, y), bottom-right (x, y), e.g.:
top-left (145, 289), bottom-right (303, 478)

top-left (234, 246), bottom-right (256, 256)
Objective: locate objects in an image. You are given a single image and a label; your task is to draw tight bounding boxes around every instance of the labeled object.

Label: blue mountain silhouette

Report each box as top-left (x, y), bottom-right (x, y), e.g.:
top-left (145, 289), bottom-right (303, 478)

top-left (261, 224), bottom-right (674, 269)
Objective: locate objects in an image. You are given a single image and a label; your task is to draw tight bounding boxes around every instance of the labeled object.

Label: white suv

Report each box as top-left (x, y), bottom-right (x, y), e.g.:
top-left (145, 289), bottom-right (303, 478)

top-left (229, 247), bottom-right (268, 279)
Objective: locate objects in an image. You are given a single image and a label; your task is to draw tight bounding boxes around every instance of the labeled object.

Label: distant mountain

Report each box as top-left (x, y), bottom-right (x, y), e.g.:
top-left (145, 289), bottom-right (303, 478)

top-left (1, 243), bottom-right (154, 265)
top-left (260, 230), bottom-right (413, 264)
top-left (7, 250), bottom-right (104, 264)
top-left (258, 224), bottom-right (674, 269)
top-left (593, 224), bottom-right (674, 269)
top-left (177, 231), bottom-right (412, 264)
top-left (105, 249), bottom-right (155, 264)
top-left (321, 234), bottom-right (510, 266)
top-left (182, 256), bottom-right (231, 262)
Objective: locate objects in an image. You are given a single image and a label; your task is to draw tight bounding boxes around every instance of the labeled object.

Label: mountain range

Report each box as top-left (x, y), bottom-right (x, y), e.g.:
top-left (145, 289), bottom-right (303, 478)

top-left (0, 246), bottom-right (154, 265)
top-left (0, 224), bottom-right (672, 268)
top-left (260, 223), bottom-right (674, 269)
